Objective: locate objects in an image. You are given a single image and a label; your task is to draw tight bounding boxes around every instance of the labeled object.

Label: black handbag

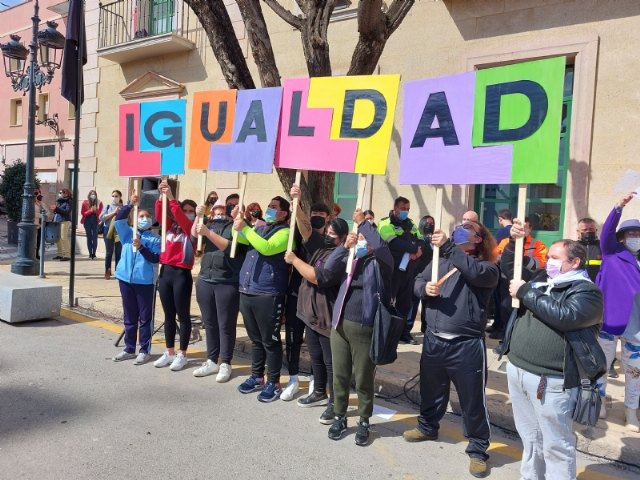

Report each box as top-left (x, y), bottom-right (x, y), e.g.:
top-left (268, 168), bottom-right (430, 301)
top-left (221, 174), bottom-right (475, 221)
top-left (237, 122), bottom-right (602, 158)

top-left (572, 355), bottom-right (602, 427)
top-left (369, 261), bottom-right (405, 366)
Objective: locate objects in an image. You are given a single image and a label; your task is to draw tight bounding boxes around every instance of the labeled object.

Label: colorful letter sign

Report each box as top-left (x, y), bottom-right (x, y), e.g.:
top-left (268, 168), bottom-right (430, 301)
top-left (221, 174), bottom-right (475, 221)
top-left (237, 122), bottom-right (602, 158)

top-left (119, 99), bottom-right (186, 177)
top-left (189, 90), bottom-right (236, 170)
top-left (207, 87), bottom-right (283, 173)
top-left (275, 75), bottom-right (400, 175)
top-left (400, 57), bottom-right (565, 185)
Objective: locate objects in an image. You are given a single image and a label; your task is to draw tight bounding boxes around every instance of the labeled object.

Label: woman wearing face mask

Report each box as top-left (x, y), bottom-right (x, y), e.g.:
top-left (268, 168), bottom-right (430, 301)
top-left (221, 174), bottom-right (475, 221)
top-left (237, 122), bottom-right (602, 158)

top-left (203, 191), bottom-right (219, 218)
top-left (244, 202), bottom-right (266, 227)
top-left (284, 217), bottom-right (349, 424)
top-left (81, 190), bottom-right (103, 259)
top-left (112, 192), bottom-right (161, 365)
top-left (320, 208), bottom-right (392, 446)
top-left (100, 190), bottom-right (124, 279)
top-left (363, 210), bottom-right (376, 229)
top-left (192, 198), bottom-right (246, 382)
top-left (152, 181), bottom-right (198, 371)
top-left (49, 188), bottom-right (72, 261)
top-left (404, 221), bottom-right (499, 477)
top-left (595, 192), bottom-right (640, 430)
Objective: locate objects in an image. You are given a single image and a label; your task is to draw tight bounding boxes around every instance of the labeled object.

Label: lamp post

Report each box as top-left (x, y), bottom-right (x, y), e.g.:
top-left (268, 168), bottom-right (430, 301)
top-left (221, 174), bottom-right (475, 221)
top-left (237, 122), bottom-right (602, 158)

top-left (1, 0), bottom-right (64, 275)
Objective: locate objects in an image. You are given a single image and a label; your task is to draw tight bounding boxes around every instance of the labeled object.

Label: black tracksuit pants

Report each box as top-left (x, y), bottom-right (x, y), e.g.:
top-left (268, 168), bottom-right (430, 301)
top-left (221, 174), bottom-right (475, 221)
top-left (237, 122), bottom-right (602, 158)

top-left (418, 332), bottom-right (491, 461)
top-left (196, 280), bottom-right (239, 364)
top-left (158, 265), bottom-right (193, 352)
top-left (240, 293), bottom-right (285, 383)
top-left (306, 327), bottom-right (333, 402)
top-left (285, 293), bottom-right (305, 376)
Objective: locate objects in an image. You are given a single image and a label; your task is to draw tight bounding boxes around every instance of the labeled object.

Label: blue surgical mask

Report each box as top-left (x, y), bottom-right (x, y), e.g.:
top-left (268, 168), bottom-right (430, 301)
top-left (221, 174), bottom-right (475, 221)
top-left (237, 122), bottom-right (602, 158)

top-left (138, 217), bottom-right (152, 231)
top-left (398, 210), bottom-right (409, 221)
top-left (186, 213), bottom-right (196, 222)
top-left (452, 226), bottom-right (472, 245)
top-left (354, 240), bottom-right (368, 258)
top-left (264, 207), bottom-right (278, 224)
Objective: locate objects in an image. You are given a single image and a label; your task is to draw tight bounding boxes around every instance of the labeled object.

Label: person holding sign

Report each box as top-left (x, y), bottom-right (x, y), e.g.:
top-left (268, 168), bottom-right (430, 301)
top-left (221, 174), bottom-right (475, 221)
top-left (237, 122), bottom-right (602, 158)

top-left (378, 197), bottom-right (426, 345)
top-left (404, 222), bottom-right (498, 478)
top-left (234, 196), bottom-right (292, 402)
top-left (192, 199), bottom-right (246, 383)
top-left (152, 181), bottom-right (197, 372)
top-left (203, 191), bottom-right (219, 218)
top-left (500, 221), bottom-right (604, 480)
top-left (323, 209), bottom-right (393, 446)
top-left (112, 193), bottom-right (162, 365)
top-left (595, 192), bottom-right (640, 430)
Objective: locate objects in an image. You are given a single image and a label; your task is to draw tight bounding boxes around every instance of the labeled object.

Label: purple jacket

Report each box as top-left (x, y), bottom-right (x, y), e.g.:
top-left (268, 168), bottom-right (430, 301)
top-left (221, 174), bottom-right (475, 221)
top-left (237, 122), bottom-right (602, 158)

top-left (595, 206), bottom-right (640, 335)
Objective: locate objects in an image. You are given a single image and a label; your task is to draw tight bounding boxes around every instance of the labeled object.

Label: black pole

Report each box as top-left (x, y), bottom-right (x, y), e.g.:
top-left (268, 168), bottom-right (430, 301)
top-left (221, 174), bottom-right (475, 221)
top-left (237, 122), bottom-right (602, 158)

top-left (11, 0), bottom-right (40, 276)
top-left (39, 206), bottom-right (46, 277)
top-left (68, 0), bottom-right (84, 307)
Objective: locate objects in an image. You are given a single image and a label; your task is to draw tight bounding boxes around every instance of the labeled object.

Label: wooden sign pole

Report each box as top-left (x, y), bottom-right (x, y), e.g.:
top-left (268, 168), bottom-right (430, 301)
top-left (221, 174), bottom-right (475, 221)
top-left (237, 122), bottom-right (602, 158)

top-left (430, 185), bottom-right (444, 283)
top-left (230, 172), bottom-right (248, 258)
top-left (160, 176), bottom-right (167, 253)
top-left (132, 178), bottom-right (139, 251)
top-left (345, 174), bottom-right (368, 274)
top-left (197, 170), bottom-right (207, 253)
top-left (512, 184), bottom-right (528, 308)
top-left (287, 170), bottom-right (302, 252)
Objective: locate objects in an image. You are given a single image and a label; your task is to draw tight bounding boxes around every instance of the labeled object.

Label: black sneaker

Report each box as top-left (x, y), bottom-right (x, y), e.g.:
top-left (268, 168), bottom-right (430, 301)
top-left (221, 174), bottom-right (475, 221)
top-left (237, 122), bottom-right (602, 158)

top-left (399, 333), bottom-right (419, 345)
top-left (319, 403), bottom-right (334, 425)
top-left (327, 415), bottom-right (347, 441)
top-left (355, 418), bottom-right (370, 446)
top-left (297, 391), bottom-right (329, 408)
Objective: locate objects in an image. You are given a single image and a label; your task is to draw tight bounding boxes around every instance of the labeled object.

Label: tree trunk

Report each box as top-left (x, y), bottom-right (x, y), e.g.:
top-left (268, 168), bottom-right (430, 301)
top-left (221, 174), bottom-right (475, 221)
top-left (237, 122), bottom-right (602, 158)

top-left (300, 1), bottom-right (334, 77)
top-left (185, 0), bottom-right (255, 89)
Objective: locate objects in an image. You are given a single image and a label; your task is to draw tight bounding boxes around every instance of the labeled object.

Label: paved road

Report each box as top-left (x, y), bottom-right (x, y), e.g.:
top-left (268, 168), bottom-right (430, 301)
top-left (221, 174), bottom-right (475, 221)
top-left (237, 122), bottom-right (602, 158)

top-left (0, 317), bottom-right (636, 480)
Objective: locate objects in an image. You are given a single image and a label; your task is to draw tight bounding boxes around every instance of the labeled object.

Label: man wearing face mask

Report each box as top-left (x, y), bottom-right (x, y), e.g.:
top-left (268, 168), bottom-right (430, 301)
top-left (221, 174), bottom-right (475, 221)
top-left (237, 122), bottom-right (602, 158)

top-left (500, 221), bottom-right (603, 480)
top-left (152, 181), bottom-right (198, 372)
top-left (576, 218), bottom-right (602, 282)
top-left (378, 196), bottom-right (425, 345)
top-left (594, 192), bottom-right (640, 429)
top-left (404, 221), bottom-right (499, 478)
top-left (225, 193), bottom-right (240, 219)
top-left (235, 196), bottom-right (292, 402)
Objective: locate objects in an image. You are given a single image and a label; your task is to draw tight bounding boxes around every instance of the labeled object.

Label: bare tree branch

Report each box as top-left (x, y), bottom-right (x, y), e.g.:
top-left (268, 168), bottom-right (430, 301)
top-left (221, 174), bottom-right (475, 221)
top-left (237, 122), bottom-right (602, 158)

top-left (263, 0), bottom-right (304, 29)
top-left (237, 0), bottom-right (282, 87)
top-left (386, 0), bottom-right (415, 34)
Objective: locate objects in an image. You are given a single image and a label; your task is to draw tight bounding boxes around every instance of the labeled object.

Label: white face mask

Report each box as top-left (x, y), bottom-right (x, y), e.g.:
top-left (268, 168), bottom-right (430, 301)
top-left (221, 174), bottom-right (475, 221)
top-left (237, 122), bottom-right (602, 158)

top-left (625, 237), bottom-right (640, 254)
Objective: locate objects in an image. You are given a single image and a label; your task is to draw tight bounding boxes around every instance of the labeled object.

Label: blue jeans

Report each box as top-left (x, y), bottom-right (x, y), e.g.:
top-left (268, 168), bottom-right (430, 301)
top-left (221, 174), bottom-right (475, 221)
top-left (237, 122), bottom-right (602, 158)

top-left (103, 227), bottom-right (122, 273)
top-left (84, 214), bottom-right (99, 256)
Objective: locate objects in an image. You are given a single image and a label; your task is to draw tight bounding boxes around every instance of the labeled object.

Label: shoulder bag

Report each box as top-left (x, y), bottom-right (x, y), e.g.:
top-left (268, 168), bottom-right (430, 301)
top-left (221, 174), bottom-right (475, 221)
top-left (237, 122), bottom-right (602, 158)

top-left (369, 260), bottom-right (405, 366)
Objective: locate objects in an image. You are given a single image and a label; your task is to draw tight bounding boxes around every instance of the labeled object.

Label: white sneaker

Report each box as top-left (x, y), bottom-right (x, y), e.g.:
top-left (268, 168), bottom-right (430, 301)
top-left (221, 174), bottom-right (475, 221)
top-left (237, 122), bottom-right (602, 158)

top-left (280, 376), bottom-right (299, 401)
top-left (113, 351), bottom-right (136, 362)
top-left (216, 363), bottom-right (232, 383)
top-left (153, 352), bottom-right (175, 368)
top-left (169, 353), bottom-right (188, 371)
top-left (134, 352), bottom-right (150, 365)
top-left (193, 359), bottom-right (219, 377)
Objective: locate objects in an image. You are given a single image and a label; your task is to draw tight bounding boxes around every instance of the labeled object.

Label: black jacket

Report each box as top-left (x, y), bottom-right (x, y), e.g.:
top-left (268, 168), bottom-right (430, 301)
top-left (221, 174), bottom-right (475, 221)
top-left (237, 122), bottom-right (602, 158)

top-left (326, 220), bottom-right (393, 328)
top-left (501, 241), bottom-right (604, 388)
top-left (198, 219), bottom-right (245, 285)
top-left (53, 197), bottom-right (72, 222)
top-left (414, 240), bottom-right (499, 337)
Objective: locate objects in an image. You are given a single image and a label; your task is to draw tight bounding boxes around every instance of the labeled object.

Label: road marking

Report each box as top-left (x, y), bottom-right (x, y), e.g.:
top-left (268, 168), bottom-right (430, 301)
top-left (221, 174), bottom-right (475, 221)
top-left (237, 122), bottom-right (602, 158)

top-left (60, 308), bottom-right (630, 480)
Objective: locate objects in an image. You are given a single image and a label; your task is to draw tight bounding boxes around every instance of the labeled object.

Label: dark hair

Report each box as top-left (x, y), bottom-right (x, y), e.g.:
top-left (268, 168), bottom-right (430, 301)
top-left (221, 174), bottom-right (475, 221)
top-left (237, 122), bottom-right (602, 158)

top-left (272, 195), bottom-right (291, 222)
top-left (181, 199), bottom-right (197, 211)
top-left (112, 190), bottom-right (123, 205)
top-left (524, 216), bottom-right (532, 225)
top-left (578, 217), bottom-right (596, 225)
top-left (310, 203), bottom-right (331, 216)
top-left (466, 221), bottom-right (498, 263)
top-left (225, 193), bottom-right (240, 204)
top-left (394, 196), bottom-right (410, 208)
top-left (328, 218), bottom-right (349, 238)
top-left (60, 188), bottom-right (72, 198)
top-left (364, 209), bottom-right (375, 217)
top-left (552, 239), bottom-right (587, 268)
top-left (418, 215), bottom-right (435, 234)
top-left (497, 209), bottom-right (512, 221)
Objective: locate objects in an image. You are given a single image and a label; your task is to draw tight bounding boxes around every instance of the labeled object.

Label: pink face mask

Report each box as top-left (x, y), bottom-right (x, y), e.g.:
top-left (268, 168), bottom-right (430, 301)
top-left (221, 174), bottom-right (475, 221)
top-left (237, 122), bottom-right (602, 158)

top-left (545, 258), bottom-right (563, 279)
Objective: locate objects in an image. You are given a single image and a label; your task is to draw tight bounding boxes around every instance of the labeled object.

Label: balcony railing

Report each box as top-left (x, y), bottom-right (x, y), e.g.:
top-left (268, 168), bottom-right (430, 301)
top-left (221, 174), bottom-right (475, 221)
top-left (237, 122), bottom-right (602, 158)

top-left (98, 0), bottom-right (196, 62)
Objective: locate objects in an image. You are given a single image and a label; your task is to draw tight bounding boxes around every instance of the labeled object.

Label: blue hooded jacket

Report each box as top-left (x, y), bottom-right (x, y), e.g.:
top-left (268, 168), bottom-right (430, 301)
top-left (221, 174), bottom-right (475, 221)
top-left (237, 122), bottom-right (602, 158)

top-left (114, 205), bottom-right (161, 285)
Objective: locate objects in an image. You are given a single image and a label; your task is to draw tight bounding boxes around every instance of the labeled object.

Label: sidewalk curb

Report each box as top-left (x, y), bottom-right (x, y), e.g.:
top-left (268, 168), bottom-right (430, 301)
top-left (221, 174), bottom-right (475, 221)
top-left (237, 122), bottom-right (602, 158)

top-left (59, 305), bottom-right (640, 468)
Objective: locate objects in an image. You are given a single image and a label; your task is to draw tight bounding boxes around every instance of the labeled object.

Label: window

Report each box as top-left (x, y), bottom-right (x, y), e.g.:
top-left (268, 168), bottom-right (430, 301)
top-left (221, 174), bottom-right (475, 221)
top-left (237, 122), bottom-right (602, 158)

top-left (149, 0), bottom-right (175, 36)
top-left (474, 65), bottom-right (574, 247)
top-left (37, 93), bottom-right (49, 122)
top-left (34, 145), bottom-right (56, 157)
top-left (334, 172), bottom-right (358, 226)
top-left (10, 98), bottom-right (23, 126)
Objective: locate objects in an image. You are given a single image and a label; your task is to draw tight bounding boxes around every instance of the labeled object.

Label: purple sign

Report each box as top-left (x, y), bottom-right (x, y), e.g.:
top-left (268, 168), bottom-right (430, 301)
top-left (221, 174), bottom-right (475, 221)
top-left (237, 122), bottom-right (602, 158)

top-left (210, 87), bottom-right (283, 173)
top-left (400, 72), bottom-right (512, 185)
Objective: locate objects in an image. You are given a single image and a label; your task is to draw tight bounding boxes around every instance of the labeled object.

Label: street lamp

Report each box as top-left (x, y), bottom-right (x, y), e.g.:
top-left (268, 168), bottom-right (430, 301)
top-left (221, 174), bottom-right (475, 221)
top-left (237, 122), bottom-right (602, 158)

top-left (0, 2), bottom-right (64, 275)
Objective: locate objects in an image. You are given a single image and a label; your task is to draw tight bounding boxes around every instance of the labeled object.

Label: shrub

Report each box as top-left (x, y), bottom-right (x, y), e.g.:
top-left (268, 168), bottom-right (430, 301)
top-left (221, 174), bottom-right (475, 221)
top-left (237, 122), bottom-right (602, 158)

top-left (0, 160), bottom-right (40, 223)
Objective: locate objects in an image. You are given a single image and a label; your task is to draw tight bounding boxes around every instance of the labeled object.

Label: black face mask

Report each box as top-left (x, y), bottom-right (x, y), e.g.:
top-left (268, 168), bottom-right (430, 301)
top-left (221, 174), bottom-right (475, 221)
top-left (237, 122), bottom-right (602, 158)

top-left (207, 197), bottom-right (218, 205)
top-left (324, 234), bottom-right (337, 247)
top-left (36, 195), bottom-right (43, 201)
top-left (310, 216), bottom-right (326, 230)
top-left (423, 224), bottom-right (434, 235)
top-left (581, 231), bottom-right (597, 243)
top-left (225, 204), bottom-right (235, 217)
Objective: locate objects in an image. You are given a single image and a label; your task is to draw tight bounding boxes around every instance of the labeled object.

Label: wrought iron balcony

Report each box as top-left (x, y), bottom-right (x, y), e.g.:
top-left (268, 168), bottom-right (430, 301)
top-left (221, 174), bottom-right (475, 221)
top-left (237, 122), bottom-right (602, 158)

top-left (98, 0), bottom-right (196, 63)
